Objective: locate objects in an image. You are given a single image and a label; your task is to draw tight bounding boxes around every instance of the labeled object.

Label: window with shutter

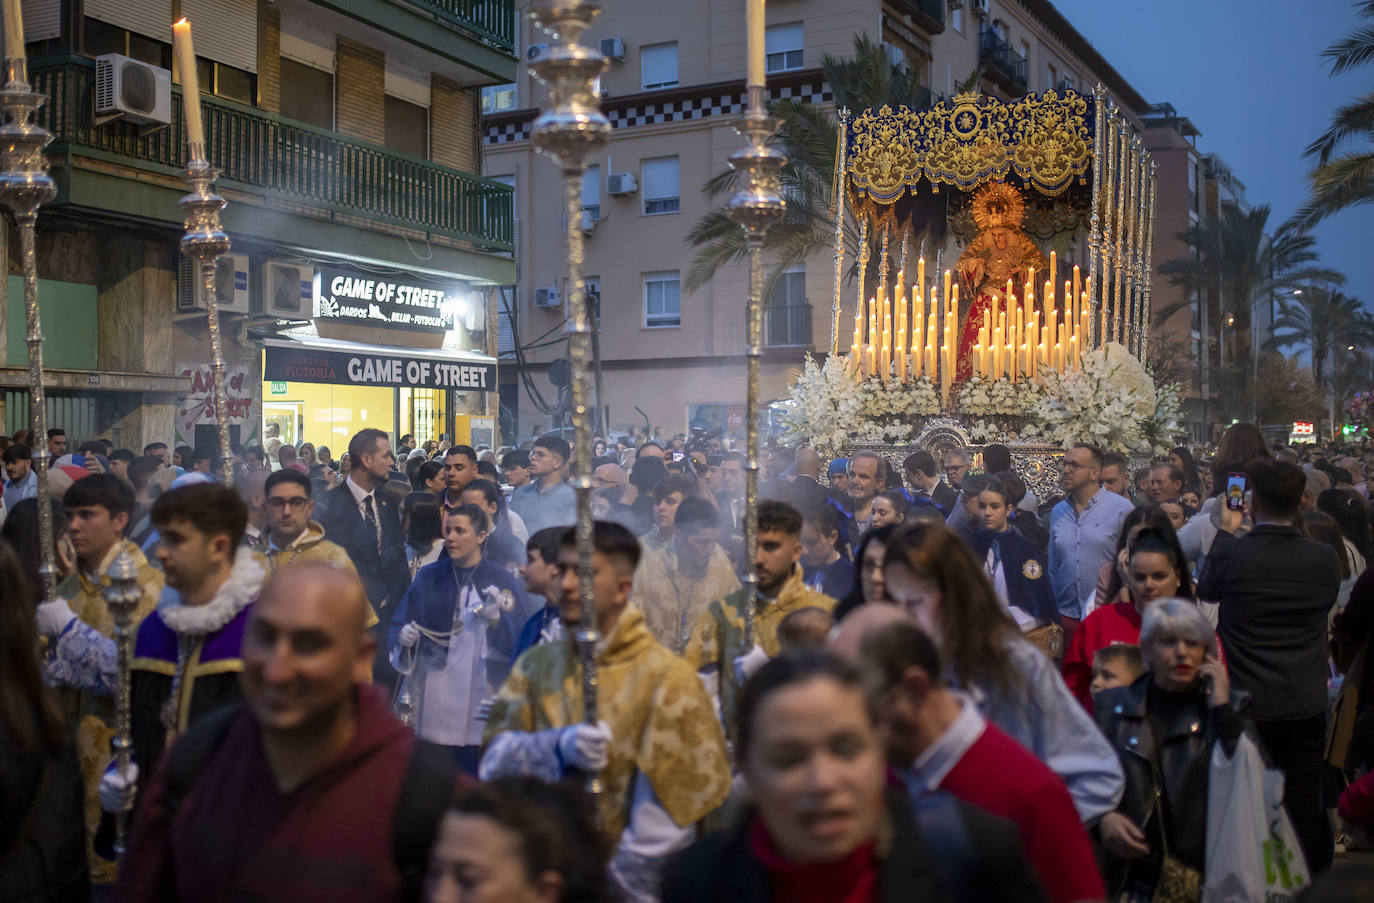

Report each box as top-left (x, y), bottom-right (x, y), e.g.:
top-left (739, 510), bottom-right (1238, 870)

top-left (279, 58), bottom-right (334, 129)
top-left (643, 271), bottom-right (680, 328)
top-left (385, 95), bottom-right (429, 159)
top-left (641, 42), bottom-right (677, 90)
top-left (641, 157), bottom-right (679, 215)
top-left (582, 166), bottom-right (600, 220)
top-left (765, 23), bottom-right (803, 73)
top-left (85, 0), bottom-right (173, 43)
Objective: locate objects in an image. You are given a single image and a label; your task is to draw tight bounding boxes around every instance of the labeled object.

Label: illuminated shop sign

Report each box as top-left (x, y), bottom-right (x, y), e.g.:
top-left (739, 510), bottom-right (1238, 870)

top-left (315, 265), bottom-right (464, 334)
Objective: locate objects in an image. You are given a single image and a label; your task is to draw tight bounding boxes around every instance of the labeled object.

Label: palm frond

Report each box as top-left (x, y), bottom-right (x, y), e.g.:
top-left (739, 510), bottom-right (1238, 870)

top-left (1322, 24), bottom-right (1374, 75)
top-left (1302, 89), bottom-right (1374, 165)
top-left (1293, 152), bottom-right (1374, 230)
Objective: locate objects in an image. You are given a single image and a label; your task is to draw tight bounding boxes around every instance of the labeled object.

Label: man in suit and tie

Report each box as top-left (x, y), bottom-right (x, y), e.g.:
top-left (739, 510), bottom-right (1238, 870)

top-left (316, 428), bottom-right (410, 688)
top-left (904, 450), bottom-right (957, 515)
top-left (715, 451), bottom-right (747, 536)
top-left (774, 447), bottom-right (831, 517)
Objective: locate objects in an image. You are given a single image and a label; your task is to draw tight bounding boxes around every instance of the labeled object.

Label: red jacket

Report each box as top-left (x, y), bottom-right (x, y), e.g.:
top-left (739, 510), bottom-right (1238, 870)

top-left (1061, 601), bottom-right (1143, 708)
top-left (116, 687), bottom-right (440, 903)
top-left (939, 720), bottom-right (1105, 903)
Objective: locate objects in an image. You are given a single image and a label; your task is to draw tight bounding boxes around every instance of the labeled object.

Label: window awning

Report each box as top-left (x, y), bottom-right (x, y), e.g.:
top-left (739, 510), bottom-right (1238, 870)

top-left (262, 336), bottom-right (496, 391)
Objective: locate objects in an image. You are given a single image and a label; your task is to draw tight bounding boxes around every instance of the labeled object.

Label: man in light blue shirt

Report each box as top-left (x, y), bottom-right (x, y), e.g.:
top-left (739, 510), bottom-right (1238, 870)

top-left (1048, 443), bottom-right (1134, 629)
top-left (509, 435), bottom-right (576, 536)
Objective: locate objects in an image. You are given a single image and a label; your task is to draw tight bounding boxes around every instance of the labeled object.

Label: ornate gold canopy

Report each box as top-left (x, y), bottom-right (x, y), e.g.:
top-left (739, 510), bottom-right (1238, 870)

top-left (846, 89), bottom-right (1093, 205)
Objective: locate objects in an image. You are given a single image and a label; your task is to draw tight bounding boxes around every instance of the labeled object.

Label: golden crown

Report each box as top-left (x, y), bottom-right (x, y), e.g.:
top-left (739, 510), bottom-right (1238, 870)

top-left (970, 181), bottom-right (1026, 231)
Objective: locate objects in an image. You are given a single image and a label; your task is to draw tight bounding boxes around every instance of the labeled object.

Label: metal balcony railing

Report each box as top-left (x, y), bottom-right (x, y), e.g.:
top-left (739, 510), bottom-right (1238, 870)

top-left (896, 0), bottom-right (945, 32)
top-left (765, 303), bottom-right (812, 347)
top-left (978, 28), bottom-right (1028, 92)
top-left (32, 56), bottom-right (514, 251)
top-left (408, 0), bottom-right (516, 54)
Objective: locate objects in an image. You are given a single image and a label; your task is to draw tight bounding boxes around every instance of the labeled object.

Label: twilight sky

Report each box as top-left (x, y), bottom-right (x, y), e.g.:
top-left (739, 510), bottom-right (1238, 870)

top-left (1052, 0), bottom-right (1372, 310)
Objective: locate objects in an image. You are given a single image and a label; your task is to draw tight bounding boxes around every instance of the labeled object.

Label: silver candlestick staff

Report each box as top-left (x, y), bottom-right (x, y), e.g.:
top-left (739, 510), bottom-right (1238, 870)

top-left (727, 81), bottom-right (787, 649)
top-left (527, 0), bottom-right (610, 800)
top-left (102, 552), bottom-right (142, 858)
top-left (0, 51), bottom-right (58, 605)
top-left (178, 155), bottom-right (233, 486)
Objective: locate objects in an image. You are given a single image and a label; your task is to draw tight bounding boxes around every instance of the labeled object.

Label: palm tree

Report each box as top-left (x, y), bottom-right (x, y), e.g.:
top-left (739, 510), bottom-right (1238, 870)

top-left (1293, 0), bottom-right (1374, 229)
top-left (1266, 286), bottom-right (1374, 431)
top-left (1156, 205), bottom-right (1341, 421)
top-left (684, 36), bottom-right (953, 294)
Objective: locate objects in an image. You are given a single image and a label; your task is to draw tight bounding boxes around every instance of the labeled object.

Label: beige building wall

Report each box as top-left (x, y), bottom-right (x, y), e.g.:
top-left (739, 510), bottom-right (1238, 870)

top-left (490, 0), bottom-right (1155, 437)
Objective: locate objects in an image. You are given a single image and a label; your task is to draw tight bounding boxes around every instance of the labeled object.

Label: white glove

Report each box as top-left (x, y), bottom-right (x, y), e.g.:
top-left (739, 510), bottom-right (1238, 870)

top-left (398, 622), bottom-right (421, 648)
top-left (557, 719), bottom-right (612, 772)
top-left (98, 761), bottom-right (139, 813)
top-left (733, 643), bottom-right (770, 686)
top-left (36, 597), bottom-right (77, 638)
top-left (481, 587), bottom-right (513, 623)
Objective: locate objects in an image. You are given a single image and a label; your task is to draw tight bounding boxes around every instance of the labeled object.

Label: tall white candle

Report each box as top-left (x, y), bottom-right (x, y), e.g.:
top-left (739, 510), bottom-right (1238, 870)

top-left (173, 19), bottom-right (205, 156)
top-left (3, 0), bottom-right (24, 62)
top-left (746, 0), bottom-right (765, 89)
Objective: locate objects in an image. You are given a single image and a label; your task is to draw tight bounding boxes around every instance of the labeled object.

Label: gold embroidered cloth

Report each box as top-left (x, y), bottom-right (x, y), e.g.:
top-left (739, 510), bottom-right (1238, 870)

top-left (484, 606), bottom-right (731, 837)
top-left (682, 566), bottom-right (835, 743)
top-left (847, 89), bottom-right (1093, 205)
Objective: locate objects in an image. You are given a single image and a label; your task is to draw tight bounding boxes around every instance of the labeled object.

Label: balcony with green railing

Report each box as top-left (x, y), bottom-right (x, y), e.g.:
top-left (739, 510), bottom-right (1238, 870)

top-left (31, 55), bottom-right (514, 253)
top-left (409, 0), bottom-right (516, 53)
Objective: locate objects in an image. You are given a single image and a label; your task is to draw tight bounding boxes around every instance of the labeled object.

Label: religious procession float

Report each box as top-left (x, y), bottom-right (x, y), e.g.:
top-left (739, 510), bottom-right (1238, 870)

top-left (776, 88), bottom-right (1184, 492)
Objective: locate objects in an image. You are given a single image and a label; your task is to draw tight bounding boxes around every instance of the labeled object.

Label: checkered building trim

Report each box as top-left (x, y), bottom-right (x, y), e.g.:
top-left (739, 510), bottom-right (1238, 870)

top-left (484, 79), bottom-right (834, 146)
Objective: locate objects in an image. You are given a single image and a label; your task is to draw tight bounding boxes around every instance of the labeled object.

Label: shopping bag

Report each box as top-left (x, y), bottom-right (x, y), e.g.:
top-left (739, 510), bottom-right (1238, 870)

top-left (1202, 733), bottom-right (1310, 903)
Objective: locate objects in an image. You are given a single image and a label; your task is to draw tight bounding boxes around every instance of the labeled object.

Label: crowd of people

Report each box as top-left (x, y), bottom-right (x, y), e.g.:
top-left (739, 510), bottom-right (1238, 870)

top-left (4, 419), bottom-right (1374, 902)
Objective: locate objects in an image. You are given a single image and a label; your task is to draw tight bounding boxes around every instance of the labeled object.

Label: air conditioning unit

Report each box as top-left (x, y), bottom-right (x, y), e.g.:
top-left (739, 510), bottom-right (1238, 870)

top-left (177, 253), bottom-right (250, 314)
top-left (580, 209), bottom-right (600, 234)
top-left (881, 42), bottom-right (906, 70)
top-left (526, 43), bottom-right (549, 63)
top-left (95, 54), bottom-right (172, 126)
top-left (533, 285), bottom-right (561, 309)
top-left (972, 0), bottom-right (989, 17)
top-left (262, 260), bottom-right (314, 319)
top-left (606, 171), bottom-right (637, 195)
top-left (600, 37), bottom-right (625, 61)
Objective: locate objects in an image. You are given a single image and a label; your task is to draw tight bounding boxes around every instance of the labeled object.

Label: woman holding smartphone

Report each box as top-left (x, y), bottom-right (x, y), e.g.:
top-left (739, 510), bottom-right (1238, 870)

top-left (1094, 599), bottom-right (1250, 902)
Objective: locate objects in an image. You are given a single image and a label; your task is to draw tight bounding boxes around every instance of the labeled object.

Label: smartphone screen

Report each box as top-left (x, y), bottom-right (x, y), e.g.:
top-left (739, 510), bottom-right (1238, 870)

top-left (1225, 472), bottom-right (1247, 510)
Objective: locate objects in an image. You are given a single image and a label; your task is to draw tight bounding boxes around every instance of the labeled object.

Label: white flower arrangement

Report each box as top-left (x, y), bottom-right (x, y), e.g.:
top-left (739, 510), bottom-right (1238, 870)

top-left (1026, 343), bottom-right (1162, 454)
top-left (779, 355), bottom-right (940, 455)
top-left (957, 377), bottom-right (1045, 417)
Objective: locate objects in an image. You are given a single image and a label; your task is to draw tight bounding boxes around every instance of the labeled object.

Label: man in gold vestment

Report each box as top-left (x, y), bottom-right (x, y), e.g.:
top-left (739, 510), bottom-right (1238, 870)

top-left (683, 500), bottom-right (835, 744)
top-left (482, 521), bottom-right (730, 903)
top-left (37, 475), bottom-right (163, 887)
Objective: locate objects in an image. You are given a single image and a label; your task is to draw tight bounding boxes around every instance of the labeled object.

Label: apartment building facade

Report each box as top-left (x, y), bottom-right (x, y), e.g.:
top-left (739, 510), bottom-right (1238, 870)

top-left (486, 0), bottom-right (1150, 438)
top-left (1, 0), bottom-right (515, 452)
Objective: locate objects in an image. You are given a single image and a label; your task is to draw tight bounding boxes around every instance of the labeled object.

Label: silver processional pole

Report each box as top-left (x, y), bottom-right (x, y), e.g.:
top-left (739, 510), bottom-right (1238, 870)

top-left (527, 0), bottom-right (611, 802)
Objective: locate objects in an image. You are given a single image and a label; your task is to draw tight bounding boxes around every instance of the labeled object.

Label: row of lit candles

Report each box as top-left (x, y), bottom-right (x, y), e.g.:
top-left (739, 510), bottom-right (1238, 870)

top-left (847, 254), bottom-right (1093, 400)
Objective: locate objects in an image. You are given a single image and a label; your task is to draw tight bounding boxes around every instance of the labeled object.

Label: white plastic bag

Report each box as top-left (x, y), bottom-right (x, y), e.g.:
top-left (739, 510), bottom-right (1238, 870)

top-left (1202, 733), bottom-right (1310, 903)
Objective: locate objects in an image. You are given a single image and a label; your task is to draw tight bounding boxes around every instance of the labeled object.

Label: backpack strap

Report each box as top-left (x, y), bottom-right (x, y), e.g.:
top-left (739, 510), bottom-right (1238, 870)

top-left (391, 739), bottom-right (459, 903)
top-left (162, 702), bottom-right (244, 820)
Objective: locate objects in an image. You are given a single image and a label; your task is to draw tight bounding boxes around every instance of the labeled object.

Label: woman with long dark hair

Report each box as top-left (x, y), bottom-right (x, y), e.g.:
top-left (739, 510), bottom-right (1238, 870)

top-left (0, 497), bottom-right (71, 606)
top-left (403, 492), bottom-right (445, 579)
top-left (0, 539), bottom-right (89, 901)
top-left (833, 524), bottom-right (896, 621)
top-left (1169, 446), bottom-right (1201, 496)
top-left (1091, 505), bottom-right (1177, 614)
top-left (882, 522), bottom-right (1124, 823)
top-left (1062, 527), bottom-right (1199, 708)
top-left (1318, 488), bottom-right (1370, 575)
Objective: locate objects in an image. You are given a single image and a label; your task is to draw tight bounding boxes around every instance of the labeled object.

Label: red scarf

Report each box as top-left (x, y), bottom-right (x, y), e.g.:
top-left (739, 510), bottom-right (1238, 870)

top-left (747, 815), bottom-right (880, 903)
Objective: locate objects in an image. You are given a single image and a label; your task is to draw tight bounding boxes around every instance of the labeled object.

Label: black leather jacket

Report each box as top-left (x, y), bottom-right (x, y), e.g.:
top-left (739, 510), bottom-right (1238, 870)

top-left (1093, 675), bottom-right (1247, 894)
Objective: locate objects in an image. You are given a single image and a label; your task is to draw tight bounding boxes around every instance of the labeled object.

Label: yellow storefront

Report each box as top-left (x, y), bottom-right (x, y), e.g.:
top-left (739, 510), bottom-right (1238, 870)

top-left (262, 337), bottom-right (498, 451)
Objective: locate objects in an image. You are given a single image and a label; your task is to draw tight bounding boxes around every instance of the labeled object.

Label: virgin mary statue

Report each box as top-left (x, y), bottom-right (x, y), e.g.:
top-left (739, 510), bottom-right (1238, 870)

top-left (955, 182), bottom-right (1047, 380)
